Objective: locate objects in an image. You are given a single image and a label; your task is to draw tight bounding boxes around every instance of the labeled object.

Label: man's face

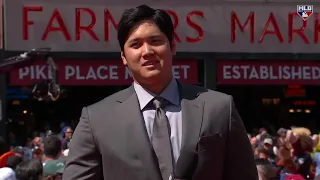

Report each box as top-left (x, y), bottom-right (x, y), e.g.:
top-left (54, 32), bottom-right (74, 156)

top-left (263, 143), bottom-right (273, 150)
top-left (121, 21), bottom-right (176, 85)
top-left (280, 132), bottom-right (286, 138)
top-left (65, 128), bottom-right (73, 139)
top-left (33, 137), bottom-right (41, 146)
top-left (259, 152), bottom-right (268, 159)
top-left (250, 137), bottom-right (257, 145)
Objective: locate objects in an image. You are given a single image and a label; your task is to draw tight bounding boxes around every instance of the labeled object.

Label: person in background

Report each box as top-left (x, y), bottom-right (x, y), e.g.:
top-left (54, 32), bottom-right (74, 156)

top-left (255, 158), bottom-right (277, 180)
top-left (43, 135), bottom-right (62, 166)
top-left (262, 138), bottom-right (276, 165)
top-left (259, 128), bottom-right (272, 144)
top-left (0, 137), bottom-right (13, 168)
top-left (11, 147), bottom-right (24, 160)
top-left (277, 128), bottom-right (288, 144)
top-left (22, 146), bottom-right (32, 161)
top-left (30, 137), bottom-right (43, 150)
top-left (45, 130), bottom-right (54, 138)
top-left (314, 145), bottom-right (320, 176)
top-left (0, 167), bottom-right (16, 180)
top-left (257, 147), bottom-right (270, 160)
top-left (275, 146), bottom-right (293, 175)
top-left (15, 159), bottom-right (43, 180)
top-left (31, 137), bottom-right (44, 161)
top-left (58, 123), bottom-right (67, 140)
top-left (61, 127), bottom-right (72, 151)
top-left (43, 160), bottom-right (65, 180)
top-left (31, 146), bottom-right (42, 161)
top-left (287, 127), bottom-right (316, 179)
top-left (6, 156), bottom-right (23, 171)
top-left (279, 158), bottom-right (299, 180)
top-left (251, 137), bottom-right (258, 150)
top-left (315, 173), bottom-right (320, 180)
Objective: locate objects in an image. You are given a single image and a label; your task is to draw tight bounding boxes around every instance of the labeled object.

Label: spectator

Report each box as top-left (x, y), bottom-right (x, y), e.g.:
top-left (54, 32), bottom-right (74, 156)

top-left (43, 160), bottom-right (65, 180)
top-left (15, 159), bottom-right (43, 180)
top-left (275, 146), bottom-right (292, 175)
top-left (277, 128), bottom-right (288, 142)
top-left (43, 135), bottom-right (62, 166)
top-left (0, 167), bottom-right (16, 180)
top-left (30, 137), bottom-right (44, 161)
top-left (30, 137), bottom-right (43, 149)
top-left (45, 130), bottom-right (54, 138)
top-left (263, 138), bottom-right (273, 151)
top-left (6, 156), bottom-right (23, 170)
top-left (257, 147), bottom-right (270, 160)
top-left (251, 137), bottom-right (258, 149)
top-left (61, 127), bottom-right (72, 151)
top-left (314, 145), bottom-right (320, 176)
top-left (31, 146), bottom-right (42, 161)
top-left (11, 147), bottom-right (24, 160)
top-left (255, 158), bottom-right (277, 180)
top-left (259, 128), bottom-right (270, 141)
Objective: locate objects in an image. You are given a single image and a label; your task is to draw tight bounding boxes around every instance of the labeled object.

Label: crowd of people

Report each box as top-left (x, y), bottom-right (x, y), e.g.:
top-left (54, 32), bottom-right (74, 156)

top-left (1, 3), bottom-right (320, 180)
top-left (2, 125), bottom-right (320, 179)
top-left (249, 127), bottom-right (320, 180)
top-left (0, 126), bottom-right (73, 180)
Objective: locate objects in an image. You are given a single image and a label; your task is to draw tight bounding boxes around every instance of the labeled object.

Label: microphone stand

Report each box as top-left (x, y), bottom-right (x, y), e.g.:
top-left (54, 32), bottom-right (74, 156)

top-left (0, 48), bottom-right (61, 102)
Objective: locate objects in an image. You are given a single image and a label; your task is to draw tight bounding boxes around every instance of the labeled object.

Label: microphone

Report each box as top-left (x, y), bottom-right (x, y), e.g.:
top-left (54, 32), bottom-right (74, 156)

top-left (32, 55), bottom-right (60, 102)
top-left (32, 79), bottom-right (60, 102)
top-left (0, 52), bottom-right (32, 73)
top-left (0, 48), bottom-right (51, 73)
top-left (0, 48), bottom-right (61, 102)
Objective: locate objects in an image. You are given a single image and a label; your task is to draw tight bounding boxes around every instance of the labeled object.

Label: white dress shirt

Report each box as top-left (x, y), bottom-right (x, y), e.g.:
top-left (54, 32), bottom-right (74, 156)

top-left (133, 79), bottom-right (182, 163)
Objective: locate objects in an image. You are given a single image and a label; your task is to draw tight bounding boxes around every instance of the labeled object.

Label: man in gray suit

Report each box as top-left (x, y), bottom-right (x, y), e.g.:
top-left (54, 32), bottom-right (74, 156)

top-left (63, 5), bottom-right (258, 180)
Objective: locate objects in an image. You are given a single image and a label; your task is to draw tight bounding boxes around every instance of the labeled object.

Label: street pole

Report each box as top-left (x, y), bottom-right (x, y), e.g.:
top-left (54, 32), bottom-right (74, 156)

top-left (0, 49), bottom-right (6, 139)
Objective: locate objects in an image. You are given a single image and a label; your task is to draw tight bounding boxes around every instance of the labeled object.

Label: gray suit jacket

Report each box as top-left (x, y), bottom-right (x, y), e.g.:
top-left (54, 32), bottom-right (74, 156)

top-left (63, 82), bottom-right (258, 180)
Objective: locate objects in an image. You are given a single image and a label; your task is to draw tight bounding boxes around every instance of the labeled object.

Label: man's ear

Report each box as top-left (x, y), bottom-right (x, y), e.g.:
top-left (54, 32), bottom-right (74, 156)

top-left (121, 51), bottom-right (127, 66)
top-left (46, 176), bottom-right (53, 180)
top-left (312, 134), bottom-right (319, 148)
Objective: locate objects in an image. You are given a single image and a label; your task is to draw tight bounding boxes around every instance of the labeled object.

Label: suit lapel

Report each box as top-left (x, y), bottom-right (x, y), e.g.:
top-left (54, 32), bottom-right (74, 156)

top-left (114, 86), bottom-right (162, 180)
top-left (175, 83), bottom-right (205, 178)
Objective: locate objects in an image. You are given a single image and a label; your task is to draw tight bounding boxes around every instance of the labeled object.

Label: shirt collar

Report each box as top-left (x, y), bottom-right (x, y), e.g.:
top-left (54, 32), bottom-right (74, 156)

top-left (133, 78), bottom-right (180, 110)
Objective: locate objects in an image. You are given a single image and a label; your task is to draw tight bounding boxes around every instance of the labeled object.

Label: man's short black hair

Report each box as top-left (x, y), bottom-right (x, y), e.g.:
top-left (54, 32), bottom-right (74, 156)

top-left (15, 159), bottom-right (43, 180)
top-left (257, 147), bottom-right (269, 155)
top-left (117, 5), bottom-right (174, 51)
top-left (44, 135), bottom-right (61, 158)
top-left (6, 155), bottom-right (23, 170)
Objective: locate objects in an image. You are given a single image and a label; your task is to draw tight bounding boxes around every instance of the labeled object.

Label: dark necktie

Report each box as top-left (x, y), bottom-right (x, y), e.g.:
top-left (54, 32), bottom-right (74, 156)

top-left (152, 97), bottom-right (174, 180)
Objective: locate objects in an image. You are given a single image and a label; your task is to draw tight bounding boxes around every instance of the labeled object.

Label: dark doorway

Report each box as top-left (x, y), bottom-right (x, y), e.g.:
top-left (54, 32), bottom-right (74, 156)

top-left (216, 85), bottom-right (320, 134)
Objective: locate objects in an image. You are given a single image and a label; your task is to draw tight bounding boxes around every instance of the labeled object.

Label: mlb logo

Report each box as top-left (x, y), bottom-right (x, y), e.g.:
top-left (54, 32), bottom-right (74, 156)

top-left (297, 5), bottom-right (313, 21)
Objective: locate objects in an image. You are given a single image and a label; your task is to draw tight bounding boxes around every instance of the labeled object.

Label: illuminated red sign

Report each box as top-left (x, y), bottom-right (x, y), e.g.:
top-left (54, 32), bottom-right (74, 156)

top-left (293, 100), bottom-right (317, 106)
top-left (217, 61), bottom-right (320, 85)
top-left (9, 60), bottom-right (198, 86)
